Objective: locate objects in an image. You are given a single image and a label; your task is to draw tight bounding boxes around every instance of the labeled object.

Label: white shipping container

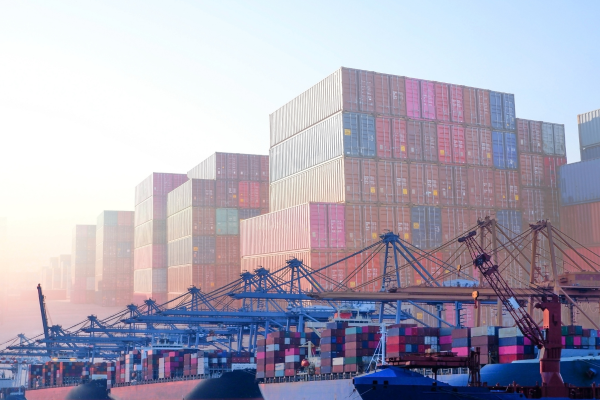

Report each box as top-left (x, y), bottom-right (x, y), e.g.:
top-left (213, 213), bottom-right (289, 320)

top-left (270, 113), bottom-right (344, 182)
top-left (285, 355), bottom-right (300, 363)
top-left (332, 357), bottom-right (344, 366)
top-left (270, 69), bottom-right (344, 147)
top-left (269, 157), bottom-right (345, 212)
top-left (167, 208), bottom-right (193, 242)
top-left (275, 363), bottom-right (285, 370)
top-left (134, 197), bottom-right (155, 227)
top-left (553, 124), bottom-right (566, 156)
top-left (133, 269), bottom-right (152, 293)
top-left (266, 344), bottom-right (280, 351)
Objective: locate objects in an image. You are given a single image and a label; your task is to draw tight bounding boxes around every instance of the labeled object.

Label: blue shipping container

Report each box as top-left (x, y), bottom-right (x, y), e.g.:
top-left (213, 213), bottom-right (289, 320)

top-left (496, 210), bottom-right (522, 242)
top-left (581, 144), bottom-right (600, 161)
top-left (99, 211), bottom-right (118, 227)
top-left (559, 159), bottom-right (600, 205)
top-left (411, 206), bottom-right (442, 249)
top-left (492, 131), bottom-right (518, 170)
top-left (490, 91), bottom-right (503, 129)
top-left (502, 93), bottom-right (516, 131)
top-left (216, 208), bottom-right (239, 235)
top-left (239, 208), bottom-right (261, 220)
top-left (192, 236), bottom-right (216, 264)
top-left (343, 113), bottom-right (375, 158)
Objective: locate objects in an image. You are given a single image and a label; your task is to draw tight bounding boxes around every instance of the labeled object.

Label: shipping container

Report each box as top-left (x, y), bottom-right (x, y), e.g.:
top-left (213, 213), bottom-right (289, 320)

top-left (188, 152), bottom-right (268, 181)
top-left (516, 119), bottom-right (530, 153)
top-left (438, 166), bottom-right (468, 206)
top-left (561, 202), bottom-right (600, 246)
top-left (407, 120), bottom-right (423, 160)
top-left (492, 131), bottom-right (518, 169)
top-left (411, 206), bottom-right (442, 249)
top-left (441, 208), bottom-right (471, 245)
top-left (377, 161), bottom-right (394, 203)
top-left (465, 127), bottom-right (493, 166)
top-left (421, 81), bottom-right (435, 120)
top-left (529, 121), bottom-right (543, 154)
top-left (578, 108), bottom-right (600, 148)
top-left (490, 92), bottom-right (503, 129)
top-left (435, 83), bottom-right (450, 122)
top-left (502, 93), bottom-right (516, 131)
top-left (449, 84), bottom-right (464, 123)
top-left (559, 159), bottom-right (600, 205)
top-left (240, 203), bottom-right (345, 256)
top-left (544, 156), bottom-right (567, 189)
top-left (393, 161), bottom-right (411, 204)
top-left (495, 210), bottom-right (522, 242)
top-left (541, 123), bottom-right (554, 155)
top-left (467, 167), bottom-right (495, 207)
top-left (343, 113), bottom-right (376, 158)
top-left (520, 154), bottom-right (544, 187)
top-left (410, 163), bottom-right (439, 205)
top-left (521, 188), bottom-right (545, 223)
top-left (422, 121), bottom-right (438, 162)
top-left (406, 78), bottom-right (421, 119)
top-left (494, 170), bottom-right (520, 209)
top-left (581, 144), bottom-right (600, 161)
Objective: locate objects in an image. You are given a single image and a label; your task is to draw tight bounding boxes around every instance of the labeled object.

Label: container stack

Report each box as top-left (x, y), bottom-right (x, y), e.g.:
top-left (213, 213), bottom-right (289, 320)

top-left (343, 325), bottom-right (381, 372)
top-left (27, 365), bottom-right (43, 389)
top-left (439, 327), bottom-right (453, 351)
top-left (470, 326), bottom-right (499, 365)
top-left (320, 321), bottom-right (347, 373)
top-left (258, 330), bottom-right (315, 378)
top-left (386, 326), bottom-right (439, 357)
top-left (133, 173), bottom-right (188, 304)
top-left (54, 361), bottom-right (85, 386)
top-left (560, 158), bottom-right (600, 265)
top-left (166, 153), bottom-right (269, 300)
top-left (71, 225), bottom-right (96, 303)
top-left (241, 67), bottom-right (566, 298)
top-left (451, 328), bottom-right (471, 356)
top-left (183, 351), bottom-right (209, 376)
top-left (498, 327), bottom-right (535, 363)
top-left (578, 108), bottom-right (600, 161)
top-left (95, 210), bottom-right (135, 307)
top-left (141, 349), bottom-right (168, 380)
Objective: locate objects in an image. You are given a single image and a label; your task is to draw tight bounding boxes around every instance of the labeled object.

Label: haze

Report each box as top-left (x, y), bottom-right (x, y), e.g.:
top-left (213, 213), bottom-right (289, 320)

top-left (1, 1), bottom-right (599, 280)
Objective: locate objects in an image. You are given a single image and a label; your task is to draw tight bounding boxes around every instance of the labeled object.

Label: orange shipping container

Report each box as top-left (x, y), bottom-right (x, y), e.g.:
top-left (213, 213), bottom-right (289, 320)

top-left (410, 163), bottom-right (439, 205)
top-left (520, 154), bottom-right (544, 187)
top-left (468, 167), bottom-right (494, 207)
top-left (393, 162), bottom-right (410, 204)
top-left (422, 121), bottom-right (438, 162)
top-left (377, 161), bottom-right (395, 203)
top-left (495, 170), bottom-right (520, 209)
top-left (407, 121), bottom-right (422, 161)
top-left (361, 160), bottom-right (378, 203)
top-left (521, 188), bottom-right (545, 224)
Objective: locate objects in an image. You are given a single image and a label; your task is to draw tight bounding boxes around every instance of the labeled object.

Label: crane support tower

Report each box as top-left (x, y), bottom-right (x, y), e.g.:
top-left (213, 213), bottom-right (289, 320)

top-left (458, 231), bottom-right (564, 393)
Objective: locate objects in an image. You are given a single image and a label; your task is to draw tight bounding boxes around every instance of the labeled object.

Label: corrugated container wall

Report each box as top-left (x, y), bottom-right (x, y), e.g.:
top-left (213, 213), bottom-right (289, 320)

top-left (578, 109), bottom-right (600, 148)
top-left (133, 172), bottom-right (188, 305)
top-left (96, 210), bottom-right (134, 307)
top-left (71, 225), bottom-right (96, 304)
top-left (560, 159), bottom-right (600, 206)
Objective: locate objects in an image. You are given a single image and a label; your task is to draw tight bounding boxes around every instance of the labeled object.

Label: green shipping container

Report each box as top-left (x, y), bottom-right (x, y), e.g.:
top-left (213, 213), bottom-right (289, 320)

top-left (216, 209), bottom-right (239, 235)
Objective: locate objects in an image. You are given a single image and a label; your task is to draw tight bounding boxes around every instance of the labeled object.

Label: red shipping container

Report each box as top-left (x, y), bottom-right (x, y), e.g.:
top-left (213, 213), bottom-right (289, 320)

top-left (412, 251), bottom-right (444, 284)
top-left (421, 81), bottom-right (435, 120)
top-left (463, 87), bottom-right (478, 125)
top-left (192, 179), bottom-right (216, 207)
top-left (238, 154), bottom-right (250, 180)
top-left (358, 70), bottom-right (375, 113)
top-left (238, 181), bottom-right (260, 209)
top-left (361, 160), bottom-right (378, 203)
top-left (226, 153), bottom-right (238, 180)
top-left (410, 163), bottom-right (439, 205)
top-left (374, 73), bottom-right (391, 116)
top-left (345, 204), bottom-right (363, 249)
top-left (516, 119), bottom-right (531, 153)
top-left (422, 121), bottom-right (438, 162)
top-left (406, 78), bottom-right (420, 119)
top-left (442, 208), bottom-right (470, 245)
top-left (450, 84), bottom-right (464, 123)
top-left (520, 154), bottom-right (544, 187)
top-left (544, 156), bottom-right (567, 188)
top-left (193, 207), bottom-right (216, 236)
top-left (342, 68), bottom-right (359, 112)
top-left (435, 83), bottom-right (450, 121)
top-left (391, 118), bottom-right (408, 159)
top-left (495, 170), bottom-right (520, 209)
top-left (216, 180), bottom-right (238, 207)
top-left (452, 125), bottom-right (466, 164)
top-left (438, 165), bottom-right (455, 206)
top-left (315, 252), bottom-right (347, 291)
top-left (345, 158), bottom-right (361, 203)
top-left (437, 124), bottom-right (453, 164)
top-left (345, 251), bottom-right (381, 291)
top-left (397, 207), bottom-right (411, 242)
top-left (377, 161), bottom-right (395, 203)
top-left (521, 188), bottom-right (545, 223)
top-left (393, 162), bottom-right (410, 204)
top-left (363, 205), bottom-right (380, 244)
top-left (259, 182), bottom-right (269, 210)
top-left (465, 127), bottom-right (492, 167)
top-left (454, 166), bottom-right (469, 206)
top-left (216, 236), bottom-right (240, 265)
top-left (477, 89), bottom-right (491, 127)
top-left (468, 167), bottom-right (494, 207)
top-left (407, 120), bottom-right (422, 160)
top-left (379, 206), bottom-right (395, 232)
top-left (530, 121), bottom-right (543, 154)
top-left (561, 202), bottom-right (600, 246)
top-left (545, 188), bottom-right (560, 227)
top-left (375, 117), bottom-right (393, 159)
top-left (390, 75), bottom-right (406, 116)
top-left (248, 155), bottom-right (261, 181)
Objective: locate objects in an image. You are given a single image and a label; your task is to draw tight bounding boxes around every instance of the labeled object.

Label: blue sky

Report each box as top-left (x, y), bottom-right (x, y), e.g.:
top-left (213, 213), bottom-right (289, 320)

top-left (1, 0), bottom-right (599, 265)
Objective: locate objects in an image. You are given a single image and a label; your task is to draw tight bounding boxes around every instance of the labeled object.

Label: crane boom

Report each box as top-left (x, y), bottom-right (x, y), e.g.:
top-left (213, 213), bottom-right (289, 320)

top-left (458, 231), bottom-right (564, 389)
top-left (36, 284), bottom-right (51, 356)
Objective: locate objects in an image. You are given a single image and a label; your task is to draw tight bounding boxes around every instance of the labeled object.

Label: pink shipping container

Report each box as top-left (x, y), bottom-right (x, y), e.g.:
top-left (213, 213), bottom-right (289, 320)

top-left (499, 346), bottom-right (525, 355)
top-left (405, 78), bottom-right (420, 119)
top-left (520, 154), bottom-right (544, 187)
top-left (238, 181), bottom-right (260, 209)
top-left (437, 124), bottom-right (453, 163)
top-left (450, 85), bottom-right (464, 123)
top-left (410, 163), bottom-right (439, 205)
top-left (468, 167), bottom-right (495, 207)
top-left (240, 203), bottom-right (345, 257)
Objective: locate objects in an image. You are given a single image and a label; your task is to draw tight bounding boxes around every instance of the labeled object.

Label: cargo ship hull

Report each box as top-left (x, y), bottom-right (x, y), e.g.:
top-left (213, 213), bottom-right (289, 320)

top-left (110, 380), bottom-right (199, 400)
top-left (259, 378), bottom-right (359, 400)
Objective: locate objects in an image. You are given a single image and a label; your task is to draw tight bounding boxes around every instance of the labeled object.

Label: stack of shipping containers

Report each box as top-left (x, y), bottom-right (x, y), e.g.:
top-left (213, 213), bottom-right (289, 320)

top-left (70, 225), bottom-right (96, 304)
top-left (578, 108), bottom-right (600, 161)
top-left (560, 158), bottom-right (600, 265)
top-left (133, 173), bottom-right (188, 304)
top-left (166, 153), bottom-right (269, 300)
top-left (95, 211), bottom-right (134, 307)
top-left (241, 67), bottom-right (566, 327)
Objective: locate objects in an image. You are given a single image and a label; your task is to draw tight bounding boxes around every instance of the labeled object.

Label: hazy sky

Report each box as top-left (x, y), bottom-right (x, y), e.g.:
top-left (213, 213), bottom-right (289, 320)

top-left (1, 1), bottom-right (599, 268)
